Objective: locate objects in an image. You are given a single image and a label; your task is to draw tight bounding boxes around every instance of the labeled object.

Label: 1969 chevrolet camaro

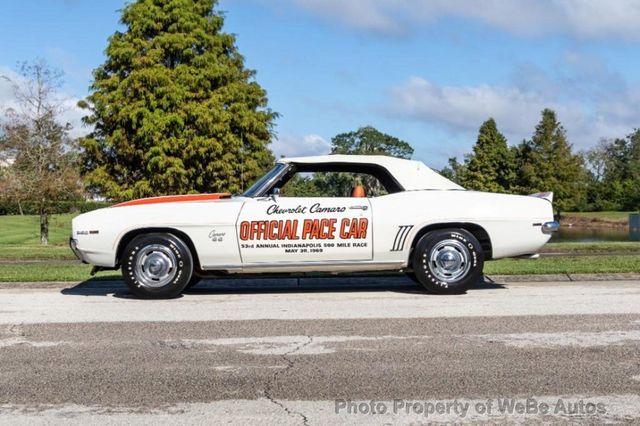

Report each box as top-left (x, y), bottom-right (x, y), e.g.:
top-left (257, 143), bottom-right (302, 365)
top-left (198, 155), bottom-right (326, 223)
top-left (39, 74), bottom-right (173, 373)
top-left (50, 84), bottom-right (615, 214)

top-left (70, 155), bottom-right (559, 298)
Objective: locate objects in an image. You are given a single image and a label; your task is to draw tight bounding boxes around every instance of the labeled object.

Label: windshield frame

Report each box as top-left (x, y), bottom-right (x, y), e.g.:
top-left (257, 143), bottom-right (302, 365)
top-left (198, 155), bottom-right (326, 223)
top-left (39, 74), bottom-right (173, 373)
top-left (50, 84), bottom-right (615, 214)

top-left (242, 163), bottom-right (291, 198)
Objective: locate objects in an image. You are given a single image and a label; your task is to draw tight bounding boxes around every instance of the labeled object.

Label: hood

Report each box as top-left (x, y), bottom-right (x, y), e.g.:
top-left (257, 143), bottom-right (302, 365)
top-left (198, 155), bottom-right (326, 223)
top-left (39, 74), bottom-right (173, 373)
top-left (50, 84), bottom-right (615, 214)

top-left (113, 193), bottom-right (232, 207)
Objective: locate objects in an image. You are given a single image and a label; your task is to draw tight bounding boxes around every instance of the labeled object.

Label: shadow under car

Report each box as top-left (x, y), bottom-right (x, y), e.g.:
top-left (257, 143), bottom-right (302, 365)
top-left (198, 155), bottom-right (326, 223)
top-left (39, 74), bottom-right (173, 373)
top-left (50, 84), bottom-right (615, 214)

top-left (60, 275), bottom-right (505, 298)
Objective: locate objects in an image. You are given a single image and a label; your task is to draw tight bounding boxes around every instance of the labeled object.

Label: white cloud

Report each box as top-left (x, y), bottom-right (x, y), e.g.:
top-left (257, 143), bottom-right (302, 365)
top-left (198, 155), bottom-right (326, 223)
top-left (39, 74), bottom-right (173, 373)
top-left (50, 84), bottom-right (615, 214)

top-left (388, 76), bottom-right (551, 135)
top-left (0, 68), bottom-right (21, 115)
top-left (0, 65), bottom-right (90, 139)
top-left (291, 0), bottom-right (640, 39)
top-left (271, 133), bottom-right (331, 158)
top-left (292, 0), bottom-right (403, 34)
top-left (59, 98), bottom-right (91, 139)
top-left (386, 63), bottom-right (640, 150)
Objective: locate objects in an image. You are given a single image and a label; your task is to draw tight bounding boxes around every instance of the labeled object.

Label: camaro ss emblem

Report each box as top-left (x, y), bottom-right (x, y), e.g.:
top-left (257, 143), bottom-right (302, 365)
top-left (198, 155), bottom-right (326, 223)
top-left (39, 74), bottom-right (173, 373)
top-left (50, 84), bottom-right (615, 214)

top-left (208, 229), bottom-right (226, 242)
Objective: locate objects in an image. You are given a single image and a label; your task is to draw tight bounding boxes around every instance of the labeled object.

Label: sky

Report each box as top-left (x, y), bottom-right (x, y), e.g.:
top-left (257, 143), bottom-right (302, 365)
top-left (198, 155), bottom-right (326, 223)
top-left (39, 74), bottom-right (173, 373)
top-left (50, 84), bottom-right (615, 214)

top-left (1, 0), bottom-right (639, 169)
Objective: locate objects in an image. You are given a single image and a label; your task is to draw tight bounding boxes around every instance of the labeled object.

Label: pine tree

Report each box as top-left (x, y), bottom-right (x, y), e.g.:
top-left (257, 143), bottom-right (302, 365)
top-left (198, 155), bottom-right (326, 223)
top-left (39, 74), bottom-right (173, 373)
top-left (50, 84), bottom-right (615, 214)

top-left (79, 0), bottom-right (277, 200)
top-left (516, 109), bottom-right (585, 212)
top-left (440, 157), bottom-right (467, 185)
top-left (461, 118), bottom-right (515, 192)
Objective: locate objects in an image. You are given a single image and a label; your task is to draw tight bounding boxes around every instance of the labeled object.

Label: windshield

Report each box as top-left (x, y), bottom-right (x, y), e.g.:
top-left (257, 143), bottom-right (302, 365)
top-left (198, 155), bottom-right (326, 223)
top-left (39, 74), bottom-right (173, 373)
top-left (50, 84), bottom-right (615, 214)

top-left (242, 163), bottom-right (288, 197)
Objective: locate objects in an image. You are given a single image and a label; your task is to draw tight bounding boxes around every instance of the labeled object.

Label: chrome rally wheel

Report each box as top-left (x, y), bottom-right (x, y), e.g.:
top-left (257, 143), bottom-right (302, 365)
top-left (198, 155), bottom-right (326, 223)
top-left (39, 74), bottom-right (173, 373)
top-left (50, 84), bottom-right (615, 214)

top-left (428, 239), bottom-right (472, 283)
top-left (412, 228), bottom-right (484, 294)
top-left (121, 233), bottom-right (193, 299)
top-left (134, 244), bottom-right (178, 289)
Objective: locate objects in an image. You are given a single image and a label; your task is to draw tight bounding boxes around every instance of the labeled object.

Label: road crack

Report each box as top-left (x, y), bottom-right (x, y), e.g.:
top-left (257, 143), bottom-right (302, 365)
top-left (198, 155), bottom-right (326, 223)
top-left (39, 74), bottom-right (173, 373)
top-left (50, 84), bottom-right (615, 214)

top-left (7, 323), bottom-right (25, 338)
top-left (264, 335), bottom-right (313, 426)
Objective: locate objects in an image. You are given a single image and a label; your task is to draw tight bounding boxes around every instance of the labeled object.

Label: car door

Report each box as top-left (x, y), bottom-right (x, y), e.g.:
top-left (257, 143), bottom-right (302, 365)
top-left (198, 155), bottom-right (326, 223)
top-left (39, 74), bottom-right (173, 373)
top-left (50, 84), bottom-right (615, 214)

top-left (237, 196), bottom-right (373, 265)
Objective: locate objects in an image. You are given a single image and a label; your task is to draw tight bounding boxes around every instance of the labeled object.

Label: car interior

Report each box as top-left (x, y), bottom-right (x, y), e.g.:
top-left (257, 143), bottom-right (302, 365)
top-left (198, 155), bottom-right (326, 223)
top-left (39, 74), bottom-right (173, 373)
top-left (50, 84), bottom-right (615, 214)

top-left (275, 162), bottom-right (404, 198)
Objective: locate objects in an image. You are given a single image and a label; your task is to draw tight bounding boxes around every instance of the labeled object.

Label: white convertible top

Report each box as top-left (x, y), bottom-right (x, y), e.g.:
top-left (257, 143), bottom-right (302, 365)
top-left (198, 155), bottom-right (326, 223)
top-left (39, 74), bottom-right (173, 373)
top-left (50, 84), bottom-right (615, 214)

top-left (278, 155), bottom-right (464, 191)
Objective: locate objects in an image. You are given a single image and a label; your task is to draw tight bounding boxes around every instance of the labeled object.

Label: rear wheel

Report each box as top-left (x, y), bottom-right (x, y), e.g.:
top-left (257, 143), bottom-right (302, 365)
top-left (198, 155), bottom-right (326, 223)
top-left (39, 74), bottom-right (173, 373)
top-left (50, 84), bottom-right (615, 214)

top-left (121, 233), bottom-right (193, 299)
top-left (411, 228), bottom-right (484, 294)
top-left (405, 272), bottom-right (420, 284)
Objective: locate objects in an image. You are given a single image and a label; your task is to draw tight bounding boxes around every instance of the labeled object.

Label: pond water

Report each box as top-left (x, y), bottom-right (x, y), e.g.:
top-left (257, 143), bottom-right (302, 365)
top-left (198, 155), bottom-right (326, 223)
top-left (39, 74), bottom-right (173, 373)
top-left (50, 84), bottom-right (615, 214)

top-left (550, 226), bottom-right (633, 242)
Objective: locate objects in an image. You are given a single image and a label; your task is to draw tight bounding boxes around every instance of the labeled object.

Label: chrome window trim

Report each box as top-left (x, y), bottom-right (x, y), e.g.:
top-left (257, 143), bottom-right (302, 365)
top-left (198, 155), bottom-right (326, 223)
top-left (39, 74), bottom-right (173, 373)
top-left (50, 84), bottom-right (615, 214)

top-left (242, 163), bottom-right (292, 198)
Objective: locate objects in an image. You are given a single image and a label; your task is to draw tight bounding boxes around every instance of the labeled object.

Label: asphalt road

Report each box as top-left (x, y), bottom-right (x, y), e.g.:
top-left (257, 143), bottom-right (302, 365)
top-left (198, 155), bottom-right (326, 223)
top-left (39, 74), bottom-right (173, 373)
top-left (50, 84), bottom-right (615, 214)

top-left (1, 277), bottom-right (639, 425)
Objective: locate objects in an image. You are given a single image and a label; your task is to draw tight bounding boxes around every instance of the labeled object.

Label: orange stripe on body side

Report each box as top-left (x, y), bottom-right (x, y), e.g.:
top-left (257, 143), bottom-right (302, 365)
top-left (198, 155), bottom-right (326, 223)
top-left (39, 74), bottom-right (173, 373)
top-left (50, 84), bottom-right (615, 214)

top-left (113, 193), bottom-right (232, 207)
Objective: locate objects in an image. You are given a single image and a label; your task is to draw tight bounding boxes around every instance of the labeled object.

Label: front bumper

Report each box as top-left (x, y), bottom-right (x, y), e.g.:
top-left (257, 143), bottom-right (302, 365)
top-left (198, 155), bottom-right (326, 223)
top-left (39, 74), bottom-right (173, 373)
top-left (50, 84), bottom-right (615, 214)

top-left (69, 237), bottom-right (88, 263)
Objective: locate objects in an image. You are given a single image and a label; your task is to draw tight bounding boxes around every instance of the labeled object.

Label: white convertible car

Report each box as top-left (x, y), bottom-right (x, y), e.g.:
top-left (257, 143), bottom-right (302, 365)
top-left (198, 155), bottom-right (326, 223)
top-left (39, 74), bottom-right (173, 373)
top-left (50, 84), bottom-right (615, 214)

top-left (70, 155), bottom-right (558, 298)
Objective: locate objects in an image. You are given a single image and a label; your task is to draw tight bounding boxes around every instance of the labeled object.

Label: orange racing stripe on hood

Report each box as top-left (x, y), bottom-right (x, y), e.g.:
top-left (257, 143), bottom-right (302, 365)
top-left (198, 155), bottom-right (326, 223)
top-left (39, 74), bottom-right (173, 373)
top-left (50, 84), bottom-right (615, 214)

top-left (113, 193), bottom-right (232, 207)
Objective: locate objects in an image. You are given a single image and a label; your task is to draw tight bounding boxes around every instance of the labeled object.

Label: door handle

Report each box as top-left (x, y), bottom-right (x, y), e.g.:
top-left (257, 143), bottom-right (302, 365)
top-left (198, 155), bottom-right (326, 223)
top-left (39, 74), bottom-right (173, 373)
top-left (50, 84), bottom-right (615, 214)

top-left (349, 205), bottom-right (368, 211)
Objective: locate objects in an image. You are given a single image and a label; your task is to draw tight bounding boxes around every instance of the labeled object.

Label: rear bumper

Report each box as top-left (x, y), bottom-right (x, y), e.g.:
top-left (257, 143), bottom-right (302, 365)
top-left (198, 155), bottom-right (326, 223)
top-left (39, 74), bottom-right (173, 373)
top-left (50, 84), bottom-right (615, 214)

top-left (541, 221), bottom-right (560, 234)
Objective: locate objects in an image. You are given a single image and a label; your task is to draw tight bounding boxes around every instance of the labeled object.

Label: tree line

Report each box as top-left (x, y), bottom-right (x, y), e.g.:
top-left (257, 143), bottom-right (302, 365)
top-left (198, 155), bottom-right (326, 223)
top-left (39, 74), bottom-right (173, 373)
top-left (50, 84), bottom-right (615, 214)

top-left (440, 112), bottom-right (640, 213)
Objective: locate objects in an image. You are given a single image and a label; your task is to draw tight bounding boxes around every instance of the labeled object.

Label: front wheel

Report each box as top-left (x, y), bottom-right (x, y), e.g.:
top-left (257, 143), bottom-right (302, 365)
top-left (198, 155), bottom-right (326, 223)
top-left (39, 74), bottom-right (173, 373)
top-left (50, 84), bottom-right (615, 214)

top-left (121, 233), bottom-right (194, 299)
top-left (411, 229), bottom-right (484, 294)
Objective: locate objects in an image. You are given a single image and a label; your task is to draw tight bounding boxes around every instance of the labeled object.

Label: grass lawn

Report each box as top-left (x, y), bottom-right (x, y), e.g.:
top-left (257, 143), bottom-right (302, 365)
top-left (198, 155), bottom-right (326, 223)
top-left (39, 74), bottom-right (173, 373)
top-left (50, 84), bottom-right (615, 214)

top-left (561, 211), bottom-right (633, 222)
top-left (0, 264), bottom-right (119, 282)
top-left (0, 214), bottom-right (77, 260)
top-left (0, 245), bottom-right (76, 260)
top-left (0, 255), bottom-right (638, 282)
top-left (484, 255), bottom-right (640, 275)
top-left (0, 214), bottom-right (74, 245)
top-left (542, 241), bottom-right (640, 253)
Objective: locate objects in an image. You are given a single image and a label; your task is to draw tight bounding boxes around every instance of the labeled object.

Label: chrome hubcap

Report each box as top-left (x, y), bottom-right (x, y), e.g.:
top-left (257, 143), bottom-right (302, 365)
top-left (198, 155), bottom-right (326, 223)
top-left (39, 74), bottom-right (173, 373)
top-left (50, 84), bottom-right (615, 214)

top-left (429, 239), bottom-right (471, 282)
top-left (135, 244), bottom-right (178, 288)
